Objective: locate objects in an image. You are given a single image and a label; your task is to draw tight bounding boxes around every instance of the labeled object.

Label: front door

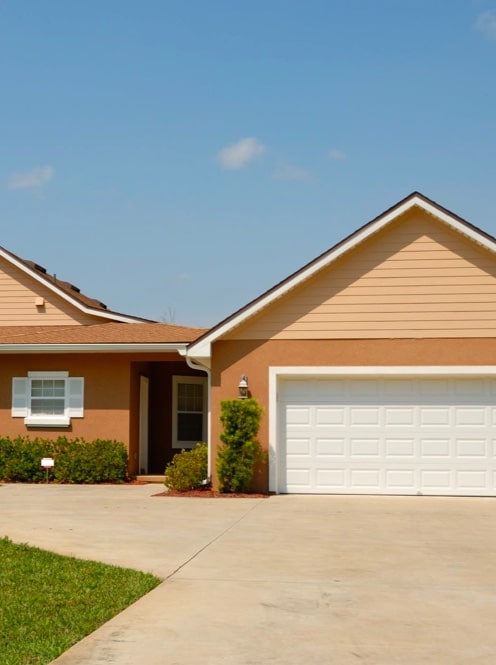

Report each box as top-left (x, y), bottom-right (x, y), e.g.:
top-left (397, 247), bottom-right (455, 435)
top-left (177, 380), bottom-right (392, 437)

top-left (139, 375), bottom-right (149, 474)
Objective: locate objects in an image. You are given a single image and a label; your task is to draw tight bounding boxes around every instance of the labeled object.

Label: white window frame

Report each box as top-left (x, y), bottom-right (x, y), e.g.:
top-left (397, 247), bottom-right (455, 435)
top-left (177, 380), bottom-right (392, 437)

top-left (172, 375), bottom-right (208, 449)
top-left (12, 371), bottom-right (84, 427)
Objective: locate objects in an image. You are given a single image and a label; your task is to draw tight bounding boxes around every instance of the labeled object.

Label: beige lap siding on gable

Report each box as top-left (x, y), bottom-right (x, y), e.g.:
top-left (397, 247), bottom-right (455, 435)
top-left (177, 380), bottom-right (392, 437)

top-left (0, 258), bottom-right (101, 326)
top-left (225, 211), bottom-right (496, 340)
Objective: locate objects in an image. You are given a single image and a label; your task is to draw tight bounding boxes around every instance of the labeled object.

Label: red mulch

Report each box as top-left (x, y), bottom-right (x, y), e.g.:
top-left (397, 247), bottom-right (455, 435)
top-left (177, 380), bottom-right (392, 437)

top-left (153, 488), bottom-right (269, 498)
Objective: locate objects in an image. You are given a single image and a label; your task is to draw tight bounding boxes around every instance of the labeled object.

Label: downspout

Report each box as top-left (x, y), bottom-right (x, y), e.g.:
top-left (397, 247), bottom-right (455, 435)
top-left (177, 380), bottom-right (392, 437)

top-left (182, 353), bottom-right (212, 481)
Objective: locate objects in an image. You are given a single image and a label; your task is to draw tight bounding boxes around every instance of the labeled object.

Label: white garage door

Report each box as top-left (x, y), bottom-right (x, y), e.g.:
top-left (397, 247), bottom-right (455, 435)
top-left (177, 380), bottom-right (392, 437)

top-left (279, 376), bottom-right (496, 495)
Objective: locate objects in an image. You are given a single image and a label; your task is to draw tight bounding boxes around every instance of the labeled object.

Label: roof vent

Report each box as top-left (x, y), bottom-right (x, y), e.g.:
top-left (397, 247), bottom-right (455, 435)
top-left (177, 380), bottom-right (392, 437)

top-left (69, 284), bottom-right (81, 293)
top-left (25, 260), bottom-right (47, 274)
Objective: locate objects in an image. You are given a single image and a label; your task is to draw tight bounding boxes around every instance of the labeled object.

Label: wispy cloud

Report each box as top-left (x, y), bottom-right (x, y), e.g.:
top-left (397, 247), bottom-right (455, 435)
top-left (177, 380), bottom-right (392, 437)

top-left (328, 149), bottom-right (347, 160)
top-left (474, 10), bottom-right (496, 38)
top-left (217, 137), bottom-right (266, 170)
top-left (7, 165), bottom-right (55, 190)
top-left (272, 164), bottom-right (314, 182)
top-left (174, 272), bottom-right (191, 285)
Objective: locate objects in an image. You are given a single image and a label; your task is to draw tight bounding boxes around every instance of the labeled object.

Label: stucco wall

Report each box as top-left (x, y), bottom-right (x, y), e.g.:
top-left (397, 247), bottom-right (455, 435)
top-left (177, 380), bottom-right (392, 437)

top-left (210, 338), bottom-right (496, 491)
top-left (0, 353), bottom-right (132, 444)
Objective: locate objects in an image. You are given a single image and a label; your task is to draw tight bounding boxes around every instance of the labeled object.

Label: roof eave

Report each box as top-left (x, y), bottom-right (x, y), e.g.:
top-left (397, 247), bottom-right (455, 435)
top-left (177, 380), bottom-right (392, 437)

top-left (0, 343), bottom-right (190, 354)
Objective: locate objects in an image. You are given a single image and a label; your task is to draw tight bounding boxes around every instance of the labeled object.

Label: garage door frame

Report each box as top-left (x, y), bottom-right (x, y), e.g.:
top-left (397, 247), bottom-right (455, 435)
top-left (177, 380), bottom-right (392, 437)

top-left (268, 365), bottom-right (496, 494)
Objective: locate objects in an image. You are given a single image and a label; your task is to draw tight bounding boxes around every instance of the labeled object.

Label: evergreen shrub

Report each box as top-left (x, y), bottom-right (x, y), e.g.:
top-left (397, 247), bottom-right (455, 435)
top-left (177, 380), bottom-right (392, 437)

top-left (164, 443), bottom-right (208, 491)
top-left (217, 398), bottom-right (263, 493)
top-left (0, 436), bottom-right (128, 483)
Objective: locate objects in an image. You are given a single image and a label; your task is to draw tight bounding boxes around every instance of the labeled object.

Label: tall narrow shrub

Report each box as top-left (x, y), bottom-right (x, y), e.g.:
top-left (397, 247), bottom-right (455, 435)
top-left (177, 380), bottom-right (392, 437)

top-left (217, 398), bottom-right (263, 493)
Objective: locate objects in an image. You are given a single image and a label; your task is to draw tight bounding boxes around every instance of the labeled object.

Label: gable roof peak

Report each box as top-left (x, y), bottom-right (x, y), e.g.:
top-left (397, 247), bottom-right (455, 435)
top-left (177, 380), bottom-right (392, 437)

top-left (0, 244), bottom-right (149, 324)
top-left (188, 192), bottom-right (496, 364)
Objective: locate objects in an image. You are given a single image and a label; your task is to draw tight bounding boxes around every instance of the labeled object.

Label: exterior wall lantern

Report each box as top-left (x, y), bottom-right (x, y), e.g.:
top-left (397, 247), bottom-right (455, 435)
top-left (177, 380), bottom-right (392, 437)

top-left (238, 374), bottom-right (249, 399)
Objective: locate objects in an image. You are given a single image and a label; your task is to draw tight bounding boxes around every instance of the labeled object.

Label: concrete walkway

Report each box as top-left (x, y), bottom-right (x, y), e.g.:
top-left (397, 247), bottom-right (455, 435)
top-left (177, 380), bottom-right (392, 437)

top-left (1, 484), bottom-right (496, 664)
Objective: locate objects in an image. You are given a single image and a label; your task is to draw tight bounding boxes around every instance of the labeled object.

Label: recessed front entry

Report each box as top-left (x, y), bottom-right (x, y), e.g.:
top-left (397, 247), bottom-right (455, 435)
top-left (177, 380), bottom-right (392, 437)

top-left (277, 376), bottom-right (496, 496)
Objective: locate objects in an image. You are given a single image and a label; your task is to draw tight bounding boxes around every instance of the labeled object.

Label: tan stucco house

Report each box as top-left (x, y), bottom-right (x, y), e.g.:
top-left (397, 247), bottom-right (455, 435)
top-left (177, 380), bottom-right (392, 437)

top-left (187, 192), bottom-right (496, 496)
top-left (0, 244), bottom-right (207, 477)
top-left (3, 191), bottom-right (496, 496)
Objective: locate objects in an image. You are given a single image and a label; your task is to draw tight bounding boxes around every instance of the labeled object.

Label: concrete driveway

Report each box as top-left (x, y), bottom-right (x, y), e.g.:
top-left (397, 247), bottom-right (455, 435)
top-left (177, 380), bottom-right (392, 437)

top-left (1, 484), bottom-right (496, 664)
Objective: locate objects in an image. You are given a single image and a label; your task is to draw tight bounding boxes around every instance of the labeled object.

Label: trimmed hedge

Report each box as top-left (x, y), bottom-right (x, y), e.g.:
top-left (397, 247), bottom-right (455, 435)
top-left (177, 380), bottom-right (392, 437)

top-left (0, 436), bottom-right (128, 483)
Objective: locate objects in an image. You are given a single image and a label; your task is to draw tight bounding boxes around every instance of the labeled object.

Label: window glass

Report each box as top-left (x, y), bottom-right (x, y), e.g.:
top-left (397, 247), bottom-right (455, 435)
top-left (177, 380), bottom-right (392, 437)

top-left (177, 413), bottom-right (203, 441)
top-left (173, 376), bottom-right (207, 448)
top-left (177, 383), bottom-right (203, 412)
top-left (30, 379), bottom-right (65, 415)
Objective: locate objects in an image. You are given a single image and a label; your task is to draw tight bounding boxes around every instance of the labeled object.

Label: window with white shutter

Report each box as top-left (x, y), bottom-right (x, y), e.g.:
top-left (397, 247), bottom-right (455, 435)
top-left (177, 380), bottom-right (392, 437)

top-left (12, 372), bottom-right (84, 427)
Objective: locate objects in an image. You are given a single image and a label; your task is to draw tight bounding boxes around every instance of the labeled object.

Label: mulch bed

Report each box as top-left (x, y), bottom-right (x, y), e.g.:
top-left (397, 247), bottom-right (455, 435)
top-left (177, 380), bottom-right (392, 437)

top-left (153, 489), bottom-right (269, 498)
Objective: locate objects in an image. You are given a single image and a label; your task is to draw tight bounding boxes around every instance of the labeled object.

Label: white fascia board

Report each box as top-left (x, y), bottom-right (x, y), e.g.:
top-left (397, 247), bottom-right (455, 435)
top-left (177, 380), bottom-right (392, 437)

top-left (415, 198), bottom-right (496, 253)
top-left (0, 248), bottom-right (144, 324)
top-left (185, 342), bottom-right (211, 366)
top-left (270, 365), bottom-right (496, 378)
top-left (0, 343), bottom-right (189, 354)
top-left (82, 310), bottom-right (148, 323)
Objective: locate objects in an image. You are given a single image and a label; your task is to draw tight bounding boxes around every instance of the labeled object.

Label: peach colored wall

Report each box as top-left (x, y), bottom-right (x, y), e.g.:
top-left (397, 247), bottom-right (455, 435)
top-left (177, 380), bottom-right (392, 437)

top-left (0, 353), bottom-right (132, 444)
top-left (0, 352), bottom-right (205, 477)
top-left (226, 211), bottom-right (496, 340)
top-left (0, 257), bottom-right (104, 325)
top-left (210, 338), bottom-right (496, 491)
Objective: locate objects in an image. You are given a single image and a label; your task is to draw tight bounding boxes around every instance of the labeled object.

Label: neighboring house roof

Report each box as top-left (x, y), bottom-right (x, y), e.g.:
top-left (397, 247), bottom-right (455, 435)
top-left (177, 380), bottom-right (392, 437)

top-left (0, 244), bottom-right (151, 324)
top-left (0, 322), bottom-right (208, 353)
top-left (187, 191), bottom-right (496, 365)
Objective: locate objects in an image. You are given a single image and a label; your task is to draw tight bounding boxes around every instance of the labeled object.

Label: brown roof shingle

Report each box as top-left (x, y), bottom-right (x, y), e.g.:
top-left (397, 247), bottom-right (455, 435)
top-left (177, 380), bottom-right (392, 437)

top-left (0, 322), bottom-right (208, 345)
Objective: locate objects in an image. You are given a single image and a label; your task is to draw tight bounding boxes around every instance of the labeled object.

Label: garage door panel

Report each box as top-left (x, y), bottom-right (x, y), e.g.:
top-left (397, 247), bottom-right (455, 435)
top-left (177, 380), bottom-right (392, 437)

top-left (385, 469), bottom-right (416, 490)
top-left (315, 407), bottom-right (345, 425)
top-left (456, 470), bottom-right (488, 489)
top-left (315, 468), bottom-right (346, 489)
top-left (385, 438), bottom-right (416, 456)
top-left (350, 468), bottom-right (382, 488)
top-left (286, 438), bottom-right (311, 456)
top-left (286, 407), bottom-right (312, 426)
top-left (455, 439), bottom-right (487, 457)
top-left (420, 439), bottom-right (451, 457)
top-left (421, 380), bottom-right (451, 396)
top-left (349, 408), bottom-right (380, 426)
top-left (315, 438), bottom-right (345, 456)
top-left (420, 408), bottom-right (451, 426)
top-left (350, 439), bottom-right (381, 456)
top-left (420, 469), bottom-right (452, 489)
top-left (286, 468), bottom-right (311, 488)
top-left (385, 407), bottom-right (415, 426)
top-left (455, 408), bottom-right (487, 426)
top-left (280, 376), bottom-right (496, 496)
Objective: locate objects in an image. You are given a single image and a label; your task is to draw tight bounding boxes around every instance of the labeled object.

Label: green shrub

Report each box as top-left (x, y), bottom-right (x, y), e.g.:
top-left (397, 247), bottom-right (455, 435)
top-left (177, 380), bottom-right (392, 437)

top-left (164, 443), bottom-right (208, 492)
top-left (0, 436), bottom-right (128, 483)
top-left (217, 398), bottom-right (263, 493)
top-left (0, 437), bottom-right (53, 483)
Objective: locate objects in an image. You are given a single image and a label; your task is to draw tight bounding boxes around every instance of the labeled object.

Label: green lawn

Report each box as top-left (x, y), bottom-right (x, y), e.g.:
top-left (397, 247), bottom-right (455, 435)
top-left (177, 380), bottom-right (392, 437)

top-left (0, 537), bottom-right (161, 665)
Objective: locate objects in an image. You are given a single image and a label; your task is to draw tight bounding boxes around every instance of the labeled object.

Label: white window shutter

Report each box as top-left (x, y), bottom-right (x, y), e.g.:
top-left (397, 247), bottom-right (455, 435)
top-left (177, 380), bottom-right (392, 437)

top-left (67, 378), bottom-right (84, 417)
top-left (12, 378), bottom-right (28, 417)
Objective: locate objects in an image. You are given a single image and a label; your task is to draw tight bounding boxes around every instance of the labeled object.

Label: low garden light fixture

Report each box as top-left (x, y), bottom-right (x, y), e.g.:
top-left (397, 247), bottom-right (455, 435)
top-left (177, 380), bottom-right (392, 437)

top-left (238, 374), bottom-right (249, 399)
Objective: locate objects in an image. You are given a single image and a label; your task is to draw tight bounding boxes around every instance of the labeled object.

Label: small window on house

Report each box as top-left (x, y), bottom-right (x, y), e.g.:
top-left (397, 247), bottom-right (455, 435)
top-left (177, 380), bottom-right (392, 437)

top-left (31, 379), bottom-right (66, 416)
top-left (172, 375), bottom-right (207, 449)
top-left (12, 371), bottom-right (84, 427)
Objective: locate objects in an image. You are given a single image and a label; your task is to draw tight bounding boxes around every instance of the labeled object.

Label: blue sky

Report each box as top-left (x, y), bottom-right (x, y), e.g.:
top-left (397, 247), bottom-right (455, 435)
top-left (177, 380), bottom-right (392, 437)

top-left (1, 1), bottom-right (496, 327)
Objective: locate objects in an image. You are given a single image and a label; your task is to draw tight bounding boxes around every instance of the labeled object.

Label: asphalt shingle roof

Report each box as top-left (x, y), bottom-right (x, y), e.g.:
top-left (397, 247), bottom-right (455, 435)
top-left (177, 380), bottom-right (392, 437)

top-left (0, 322), bottom-right (207, 345)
